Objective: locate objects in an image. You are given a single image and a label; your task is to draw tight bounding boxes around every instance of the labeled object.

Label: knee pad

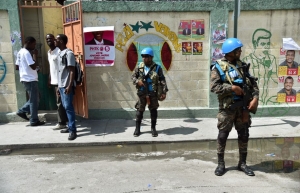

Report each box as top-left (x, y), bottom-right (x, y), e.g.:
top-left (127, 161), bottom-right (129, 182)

top-left (217, 130), bottom-right (229, 145)
top-left (238, 128), bottom-right (249, 143)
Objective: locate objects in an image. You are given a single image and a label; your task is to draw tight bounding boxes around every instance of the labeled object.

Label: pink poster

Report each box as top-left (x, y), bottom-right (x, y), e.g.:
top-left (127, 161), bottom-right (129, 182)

top-left (83, 26), bottom-right (115, 67)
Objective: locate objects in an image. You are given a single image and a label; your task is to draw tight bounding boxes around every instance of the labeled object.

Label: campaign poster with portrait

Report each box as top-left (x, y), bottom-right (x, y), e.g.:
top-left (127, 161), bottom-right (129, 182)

top-left (191, 19), bottom-right (205, 40)
top-left (83, 26), bottom-right (115, 67)
top-left (182, 41), bottom-right (192, 55)
top-left (278, 48), bottom-right (300, 76)
top-left (211, 44), bottom-right (223, 61)
top-left (212, 24), bottom-right (226, 44)
top-left (277, 75), bottom-right (300, 103)
top-left (192, 42), bottom-right (203, 55)
top-left (178, 20), bottom-right (191, 40)
top-left (277, 38), bottom-right (300, 103)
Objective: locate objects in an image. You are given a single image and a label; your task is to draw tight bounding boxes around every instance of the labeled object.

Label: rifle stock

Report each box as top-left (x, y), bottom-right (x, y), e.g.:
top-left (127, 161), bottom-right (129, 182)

top-left (143, 78), bottom-right (151, 105)
top-left (230, 63), bottom-right (257, 123)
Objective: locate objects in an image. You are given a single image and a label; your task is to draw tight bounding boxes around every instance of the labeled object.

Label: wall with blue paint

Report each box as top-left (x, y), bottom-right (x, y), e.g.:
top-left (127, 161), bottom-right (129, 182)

top-left (0, 10), bottom-right (17, 112)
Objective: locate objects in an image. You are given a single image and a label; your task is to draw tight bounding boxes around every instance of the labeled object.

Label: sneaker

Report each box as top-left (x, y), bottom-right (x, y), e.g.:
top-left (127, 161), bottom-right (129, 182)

top-left (68, 132), bottom-right (77, 140)
top-left (16, 112), bottom-right (29, 121)
top-left (30, 121), bottom-right (46, 126)
top-left (53, 123), bottom-right (67, 130)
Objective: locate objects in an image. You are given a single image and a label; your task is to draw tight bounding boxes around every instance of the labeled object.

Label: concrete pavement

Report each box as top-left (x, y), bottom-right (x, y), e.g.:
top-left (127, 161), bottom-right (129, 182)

top-left (0, 116), bottom-right (300, 150)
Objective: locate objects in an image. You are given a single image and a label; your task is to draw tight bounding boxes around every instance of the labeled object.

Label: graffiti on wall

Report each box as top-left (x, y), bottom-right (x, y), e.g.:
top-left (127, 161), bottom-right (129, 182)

top-left (243, 28), bottom-right (290, 116)
top-left (10, 31), bottom-right (22, 63)
top-left (10, 31), bottom-right (21, 46)
top-left (0, 56), bottom-right (7, 83)
top-left (115, 21), bottom-right (181, 71)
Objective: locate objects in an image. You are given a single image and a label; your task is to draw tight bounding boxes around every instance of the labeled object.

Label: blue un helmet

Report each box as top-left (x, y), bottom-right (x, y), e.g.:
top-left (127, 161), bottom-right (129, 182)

top-left (141, 47), bottom-right (154, 57)
top-left (222, 38), bottom-right (243, 54)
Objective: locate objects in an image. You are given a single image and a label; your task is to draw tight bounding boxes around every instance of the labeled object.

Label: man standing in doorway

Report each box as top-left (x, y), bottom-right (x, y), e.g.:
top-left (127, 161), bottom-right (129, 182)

top-left (55, 34), bottom-right (77, 140)
top-left (132, 47), bottom-right (168, 137)
top-left (46, 34), bottom-right (68, 130)
top-left (15, 36), bottom-right (45, 126)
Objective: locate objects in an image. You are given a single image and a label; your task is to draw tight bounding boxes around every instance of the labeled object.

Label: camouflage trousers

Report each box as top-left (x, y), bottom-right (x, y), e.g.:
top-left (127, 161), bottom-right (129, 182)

top-left (135, 93), bottom-right (159, 112)
top-left (216, 107), bottom-right (251, 154)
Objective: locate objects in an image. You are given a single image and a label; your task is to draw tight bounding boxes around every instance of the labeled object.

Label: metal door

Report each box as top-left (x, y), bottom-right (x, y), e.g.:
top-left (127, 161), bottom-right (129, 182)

top-left (62, 1), bottom-right (88, 118)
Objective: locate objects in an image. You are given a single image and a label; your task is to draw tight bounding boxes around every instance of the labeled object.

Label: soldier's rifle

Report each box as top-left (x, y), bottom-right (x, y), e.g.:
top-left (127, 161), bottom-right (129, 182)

top-left (141, 65), bottom-right (157, 105)
top-left (230, 63), bottom-right (258, 124)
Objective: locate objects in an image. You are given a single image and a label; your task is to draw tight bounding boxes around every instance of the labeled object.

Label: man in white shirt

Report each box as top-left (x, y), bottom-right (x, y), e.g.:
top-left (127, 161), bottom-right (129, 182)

top-left (46, 34), bottom-right (68, 130)
top-left (15, 36), bottom-right (45, 126)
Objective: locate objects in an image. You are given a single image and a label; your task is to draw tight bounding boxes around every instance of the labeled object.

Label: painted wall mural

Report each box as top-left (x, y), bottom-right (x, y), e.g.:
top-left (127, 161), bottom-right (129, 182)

top-left (115, 21), bottom-right (181, 72)
top-left (243, 28), bottom-right (290, 116)
top-left (0, 56), bottom-right (6, 83)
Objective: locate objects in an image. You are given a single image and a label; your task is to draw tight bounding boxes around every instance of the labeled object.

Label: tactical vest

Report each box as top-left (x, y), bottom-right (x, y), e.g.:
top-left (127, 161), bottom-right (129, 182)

top-left (137, 62), bottom-right (160, 93)
top-left (215, 59), bottom-right (244, 85)
top-left (214, 59), bottom-right (253, 102)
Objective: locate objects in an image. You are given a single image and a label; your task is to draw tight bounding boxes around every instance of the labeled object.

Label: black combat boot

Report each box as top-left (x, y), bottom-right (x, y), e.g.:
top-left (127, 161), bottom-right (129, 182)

top-left (215, 153), bottom-right (226, 176)
top-left (134, 111), bottom-right (143, 137)
top-left (151, 120), bottom-right (158, 137)
top-left (150, 109), bottom-right (158, 137)
top-left (134, 121), bottom-right (141, 137)
top-left (238, 153), bottom-right (255, 176)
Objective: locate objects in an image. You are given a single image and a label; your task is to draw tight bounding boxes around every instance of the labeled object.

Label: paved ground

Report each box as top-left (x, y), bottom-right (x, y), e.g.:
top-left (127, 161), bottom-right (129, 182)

top-left (0, 116), bottom-right (300, 149)
top-left (1, 116), bottom-right (300, 193)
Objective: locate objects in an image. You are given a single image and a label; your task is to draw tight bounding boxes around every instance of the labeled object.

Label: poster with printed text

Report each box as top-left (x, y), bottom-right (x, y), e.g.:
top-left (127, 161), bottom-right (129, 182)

top-left (178, 20), bottom-right (191, 40)
top-left (211, 44), bottom-right (223, 61)
top-left (182, 42), bottom-right (192, 55)
top-left (192, 19), bottom-right (205, 40)
top-left (192, 42), bottom-right (203, 55)
top-left (277, 75), bottom-right (300, 103)
top-left (83, 26), bottom-right (115, 67)
top-left (278, 48), bottom-right (300, 76)
top-left (212, 24), bottom-right (226, 44)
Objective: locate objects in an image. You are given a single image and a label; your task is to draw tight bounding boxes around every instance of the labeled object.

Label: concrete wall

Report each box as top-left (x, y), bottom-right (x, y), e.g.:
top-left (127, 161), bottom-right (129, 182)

top-left (0, 11), bottom-right (17, 112)
top-left (228, 10), bottom-right (300, 116)
top-left (83, 12), bottom-right (210, 111)
top-left (0, 0), bottom-right (24, 119)
top-left (1, 0), bottom-right (300, 120)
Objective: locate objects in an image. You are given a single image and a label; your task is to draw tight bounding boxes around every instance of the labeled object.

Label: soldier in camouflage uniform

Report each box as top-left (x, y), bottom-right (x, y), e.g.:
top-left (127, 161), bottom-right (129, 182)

top-left (132, 47), bottom-right (168, 137)
top-left (210, 38), bottom-right (259, 176)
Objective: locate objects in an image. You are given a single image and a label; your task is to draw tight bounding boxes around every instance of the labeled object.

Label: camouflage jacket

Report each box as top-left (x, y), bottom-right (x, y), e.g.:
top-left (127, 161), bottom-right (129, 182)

top-left (132, 62), bottom-right (168, 95)
top-left (210, 58), bottom-right (259, 109)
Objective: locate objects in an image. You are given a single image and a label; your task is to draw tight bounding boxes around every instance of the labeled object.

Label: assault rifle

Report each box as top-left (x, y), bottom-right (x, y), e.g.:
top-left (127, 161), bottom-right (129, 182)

top-left (141, 64), bottom-right (157, 105)
top-left (230, 63), bottom-right (258, 123)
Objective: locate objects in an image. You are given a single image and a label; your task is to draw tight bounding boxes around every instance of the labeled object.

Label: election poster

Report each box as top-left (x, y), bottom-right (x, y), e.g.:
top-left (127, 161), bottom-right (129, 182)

top-left (83, 26), bottom-right (115, 67)
top-left (277, 38), bottom-right (300, 103)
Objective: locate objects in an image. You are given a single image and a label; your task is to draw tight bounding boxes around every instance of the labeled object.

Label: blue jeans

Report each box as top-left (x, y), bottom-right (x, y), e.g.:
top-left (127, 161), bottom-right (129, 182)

top-left (18, 81), bottom-right (39, 124)
top-left (59, 87), bottom-right (76, 132)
